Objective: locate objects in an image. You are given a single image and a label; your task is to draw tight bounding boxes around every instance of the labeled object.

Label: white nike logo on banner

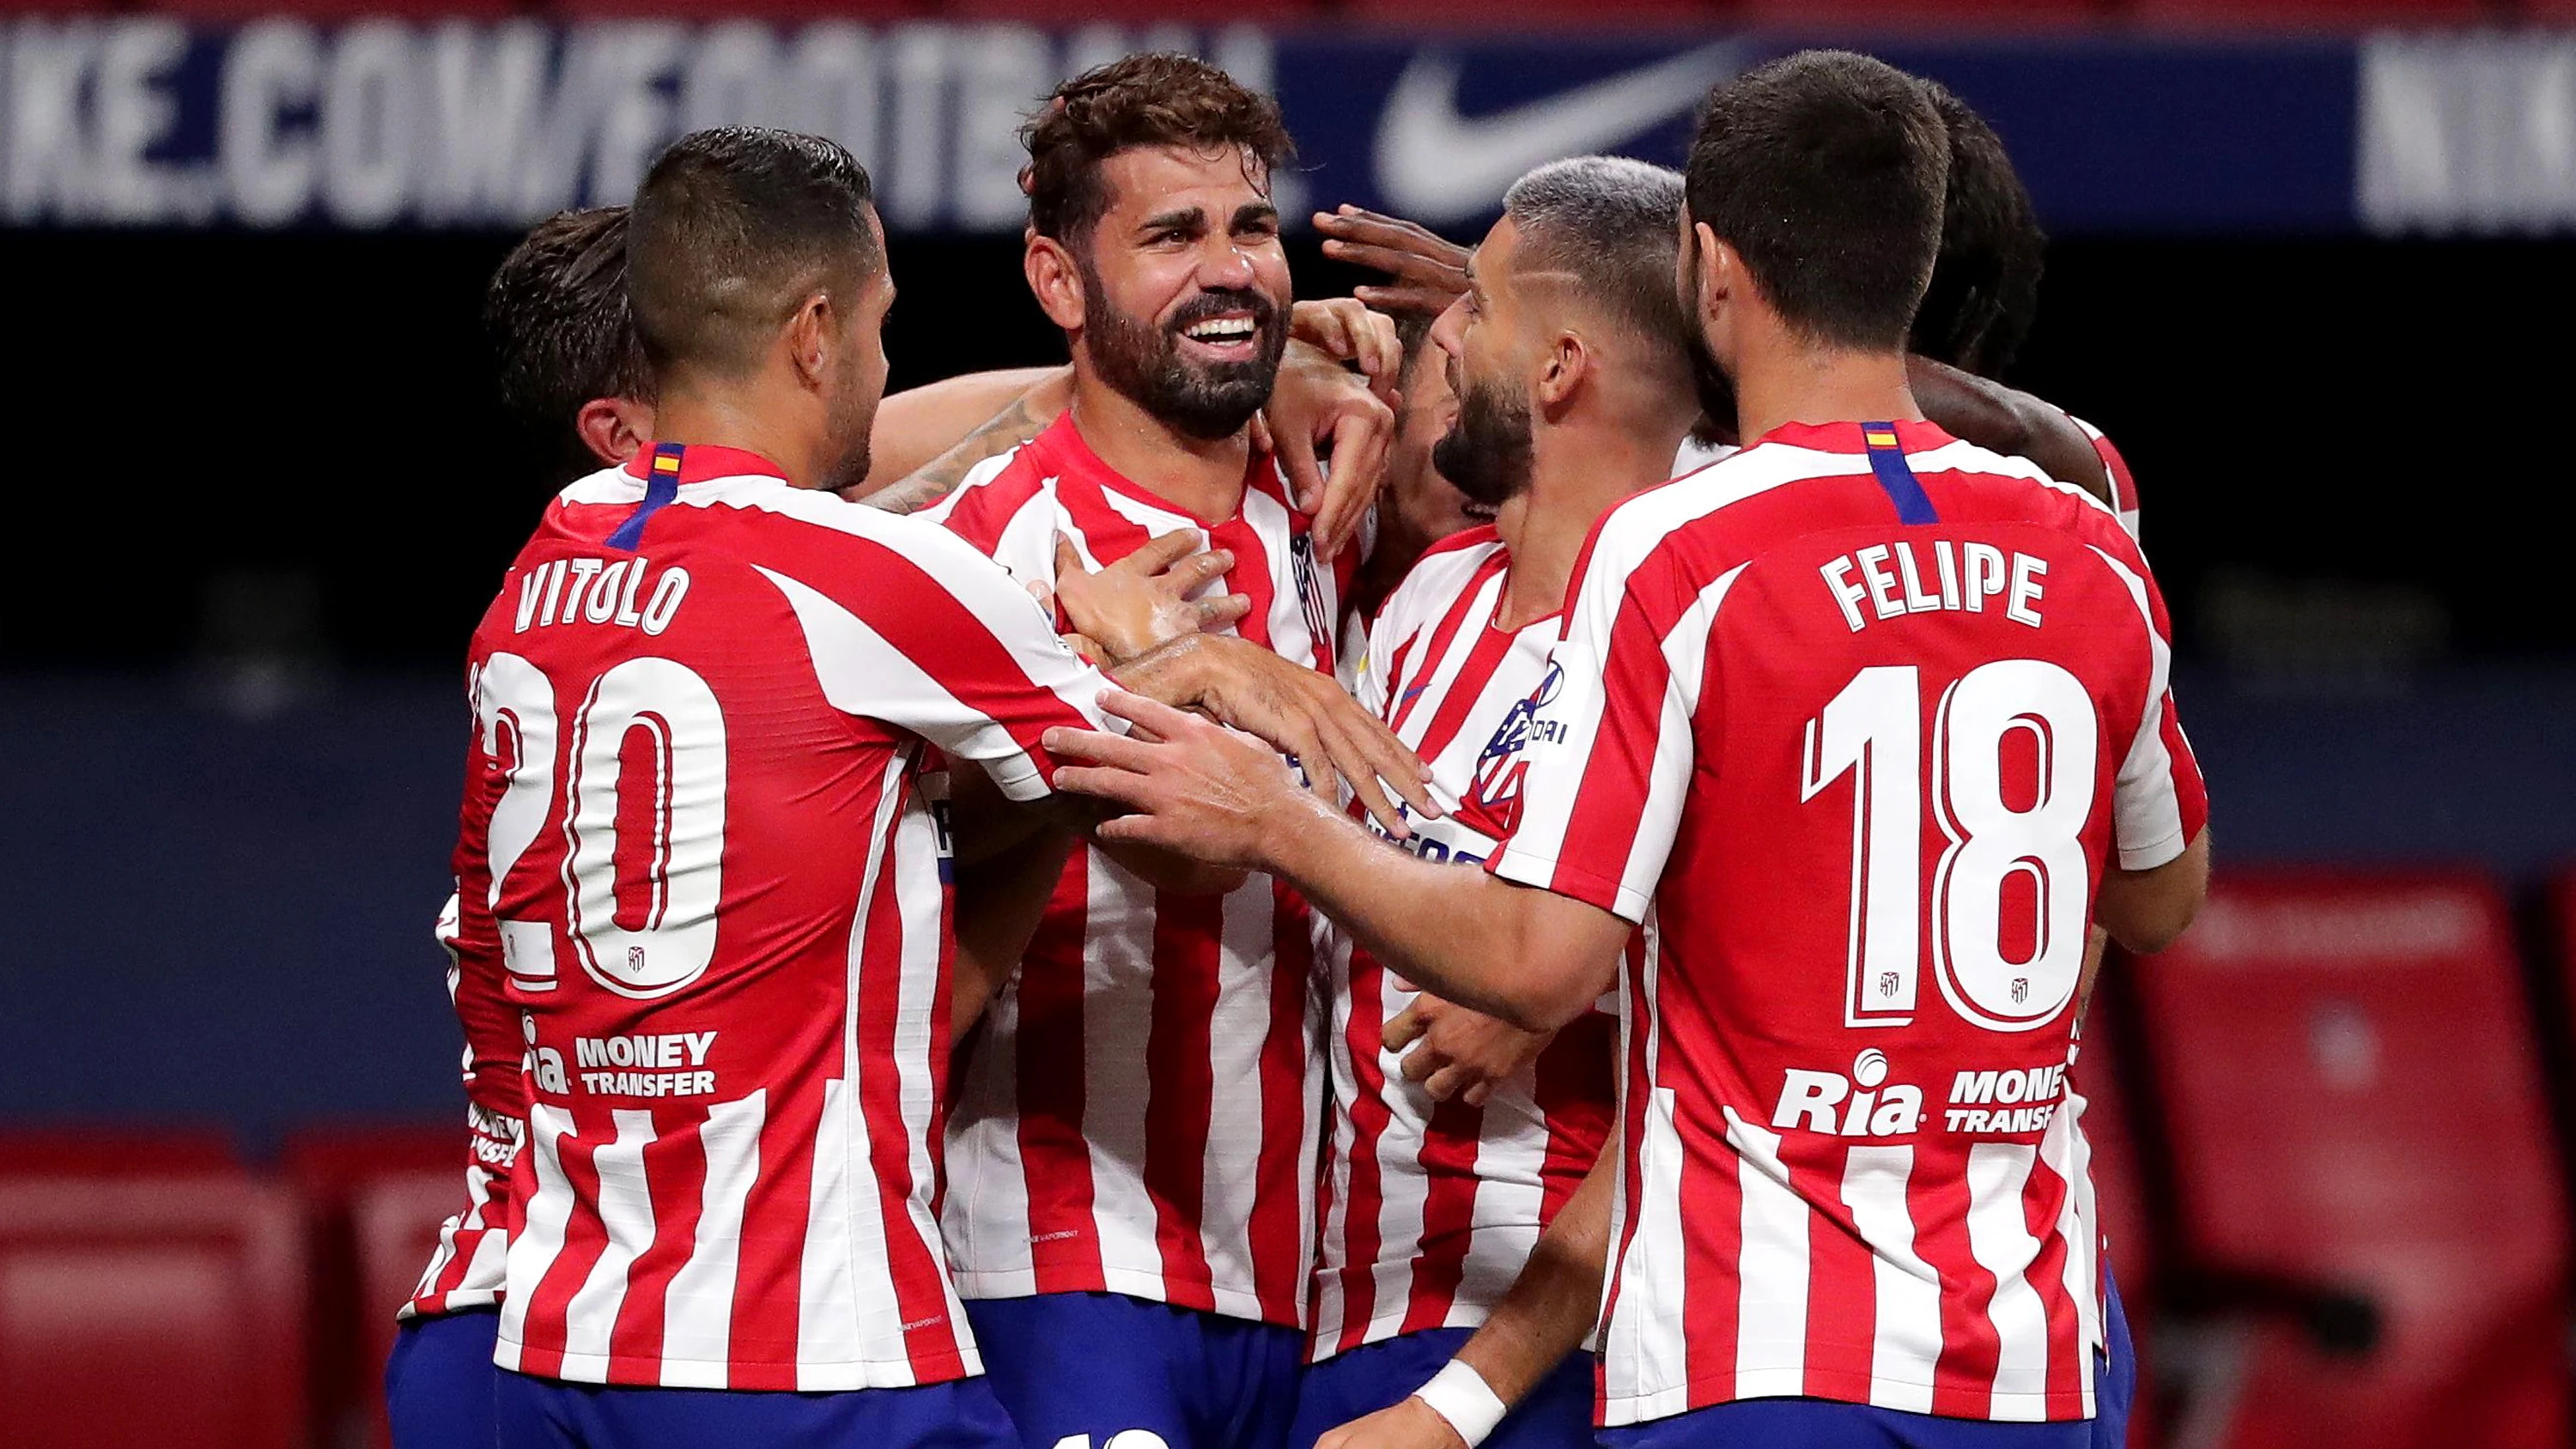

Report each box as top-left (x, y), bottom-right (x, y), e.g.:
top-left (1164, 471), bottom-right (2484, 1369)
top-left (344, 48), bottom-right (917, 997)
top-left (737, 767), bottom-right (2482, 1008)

top-left (1373, 43), bottom-right (1745, 223)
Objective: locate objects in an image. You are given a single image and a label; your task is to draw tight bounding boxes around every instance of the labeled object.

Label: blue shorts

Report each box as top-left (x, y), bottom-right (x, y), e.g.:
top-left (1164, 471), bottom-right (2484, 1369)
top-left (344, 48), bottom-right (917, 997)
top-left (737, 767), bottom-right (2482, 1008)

top-left (1600, 1400), bottom-right (2088, 1449)
top-left (493, 1367), bottom-right (1018, 1449)
top-left (386, 1307), bottom-right (500, 1449)
top-left (2093, 1266), bottom-right (2136, 1449)
top-left (1290, 1326), bottom-right (1594, 1449)
top-left (964, 1292), bottom-right (1304, 1449)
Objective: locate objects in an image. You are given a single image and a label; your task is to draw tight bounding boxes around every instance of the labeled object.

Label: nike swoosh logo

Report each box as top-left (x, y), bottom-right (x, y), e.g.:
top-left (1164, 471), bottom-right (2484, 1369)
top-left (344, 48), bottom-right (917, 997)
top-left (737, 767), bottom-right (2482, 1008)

top-left (1374, 43), bottom-right (1745, 223)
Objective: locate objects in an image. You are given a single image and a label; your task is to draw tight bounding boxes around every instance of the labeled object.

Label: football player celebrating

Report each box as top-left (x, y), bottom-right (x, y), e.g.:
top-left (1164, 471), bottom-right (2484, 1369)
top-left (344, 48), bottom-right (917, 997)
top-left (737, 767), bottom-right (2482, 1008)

top-left (1046, 52), bottom-right (2209, 1449)
top-left (456, 125), bottom-right (1419, 1449)
top-left (1293, 155), bottom-right (1698, 1449)
top-left (915, 53), bottom-right (1394, 1449)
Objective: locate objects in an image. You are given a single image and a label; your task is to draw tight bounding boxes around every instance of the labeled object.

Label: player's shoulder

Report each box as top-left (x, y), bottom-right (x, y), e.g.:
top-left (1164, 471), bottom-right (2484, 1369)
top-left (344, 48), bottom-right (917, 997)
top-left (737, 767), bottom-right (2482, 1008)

top-left (1378, 525), bottom-right (1504, 634)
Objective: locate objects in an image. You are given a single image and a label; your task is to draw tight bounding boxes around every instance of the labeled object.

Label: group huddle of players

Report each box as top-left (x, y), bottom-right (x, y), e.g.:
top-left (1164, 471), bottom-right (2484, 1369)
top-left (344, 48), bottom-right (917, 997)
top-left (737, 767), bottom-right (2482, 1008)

top-left (389, 45), bottom-right (2208, 1449)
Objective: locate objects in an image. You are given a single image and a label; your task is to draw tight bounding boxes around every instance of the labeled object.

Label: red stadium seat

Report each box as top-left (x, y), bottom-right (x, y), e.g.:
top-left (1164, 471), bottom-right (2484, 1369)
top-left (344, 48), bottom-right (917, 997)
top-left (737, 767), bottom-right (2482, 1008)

top-left (0, 1173), bottom-right (307, 1449)
top-left (284, 1125), bottom-right (463, 1449)
top-left (2134, 869), bottom-right (2569, 1449)
top-left (0, 1125), bottom-right (236, 1177)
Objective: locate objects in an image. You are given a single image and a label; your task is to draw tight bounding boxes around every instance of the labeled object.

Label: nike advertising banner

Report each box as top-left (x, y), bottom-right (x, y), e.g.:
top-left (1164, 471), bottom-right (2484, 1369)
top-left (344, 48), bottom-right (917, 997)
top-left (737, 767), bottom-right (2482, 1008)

top-left (0, 16), bottom-right (2565, 233)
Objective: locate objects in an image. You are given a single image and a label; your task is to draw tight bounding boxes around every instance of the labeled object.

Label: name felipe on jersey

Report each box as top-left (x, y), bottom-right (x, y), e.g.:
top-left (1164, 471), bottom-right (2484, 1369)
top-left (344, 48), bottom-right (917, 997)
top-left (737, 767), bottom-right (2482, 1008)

top-left (1771, 1049), bottom-right (2069, 1139)
top-left (1820, 539), bottom-right (2048, 634)
top-left (513, 555), bottom-right (693, 635)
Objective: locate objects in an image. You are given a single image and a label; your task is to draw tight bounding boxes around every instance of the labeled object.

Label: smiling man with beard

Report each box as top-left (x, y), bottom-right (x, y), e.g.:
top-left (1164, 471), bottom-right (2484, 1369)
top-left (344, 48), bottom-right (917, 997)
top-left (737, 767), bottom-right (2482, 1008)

top-left (1294, 155), bottom-right (1702, 1449)
top-left (918, 53), bottom-right (1385, 1449)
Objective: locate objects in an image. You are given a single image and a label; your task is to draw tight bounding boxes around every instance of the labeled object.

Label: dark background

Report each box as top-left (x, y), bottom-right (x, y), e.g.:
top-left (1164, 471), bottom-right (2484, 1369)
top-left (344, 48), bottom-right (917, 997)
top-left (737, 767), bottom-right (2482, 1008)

top-left (8, 230), bottom-right (2570, 671)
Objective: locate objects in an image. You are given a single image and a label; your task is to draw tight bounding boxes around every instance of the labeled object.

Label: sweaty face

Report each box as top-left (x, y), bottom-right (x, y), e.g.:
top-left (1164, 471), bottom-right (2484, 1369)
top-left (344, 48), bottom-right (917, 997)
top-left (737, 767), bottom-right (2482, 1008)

top-left (1077, 145), bottom-right (1292, 440)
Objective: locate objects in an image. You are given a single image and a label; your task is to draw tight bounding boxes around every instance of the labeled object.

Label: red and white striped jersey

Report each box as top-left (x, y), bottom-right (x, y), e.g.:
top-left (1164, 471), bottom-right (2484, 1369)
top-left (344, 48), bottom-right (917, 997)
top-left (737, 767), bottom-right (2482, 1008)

top-left (1492, 421), bottom-right (2207, 1427)
top-left (1310, 529), bottom-right (1615, 1361)
top-left (402, 892), bottom-right (525, 1319)
top-left (922, 415), bottom-right (1345, 1328)
top-left (453, 442), bottom-right (1115, 1391)
top-left (2066, 415), bottom-right (2139, 542)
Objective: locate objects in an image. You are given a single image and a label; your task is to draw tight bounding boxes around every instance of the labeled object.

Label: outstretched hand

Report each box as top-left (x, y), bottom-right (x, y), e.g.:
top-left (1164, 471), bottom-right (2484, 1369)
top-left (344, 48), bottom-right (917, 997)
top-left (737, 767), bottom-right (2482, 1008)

top-left (1046, 691), bottom-right (1319, 870)
top-left (1315, 205), bottom-right (1470, 318)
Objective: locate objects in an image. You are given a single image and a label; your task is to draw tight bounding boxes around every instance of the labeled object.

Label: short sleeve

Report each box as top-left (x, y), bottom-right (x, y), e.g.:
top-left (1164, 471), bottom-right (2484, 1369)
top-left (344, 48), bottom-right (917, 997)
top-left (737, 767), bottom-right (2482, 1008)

top-left (2084, 539), bottom-right (2208, 869)
top-left (1488, 517), bottom-right (1735, 923)
top-left (760, 512), bottom-right (1120, 803)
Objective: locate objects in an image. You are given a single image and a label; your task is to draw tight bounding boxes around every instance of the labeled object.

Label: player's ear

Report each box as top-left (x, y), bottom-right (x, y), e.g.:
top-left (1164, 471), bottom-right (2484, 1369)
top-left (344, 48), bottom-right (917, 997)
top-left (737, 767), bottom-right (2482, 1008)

top-left (787, 292), bottom-right (834, 390)
top-left (575, 397), bottom-right (654, 466)
top-left (1026, 234), bottom-right (1087, 332)
top-left (1535, 330), bottom-right (1587, 413)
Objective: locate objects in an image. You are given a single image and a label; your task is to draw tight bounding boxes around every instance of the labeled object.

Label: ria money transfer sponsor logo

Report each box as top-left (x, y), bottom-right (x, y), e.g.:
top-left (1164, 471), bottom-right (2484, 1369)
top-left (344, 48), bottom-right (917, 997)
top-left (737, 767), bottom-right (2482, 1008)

top-left (1771, 1049), bottom-right (2071, 1138)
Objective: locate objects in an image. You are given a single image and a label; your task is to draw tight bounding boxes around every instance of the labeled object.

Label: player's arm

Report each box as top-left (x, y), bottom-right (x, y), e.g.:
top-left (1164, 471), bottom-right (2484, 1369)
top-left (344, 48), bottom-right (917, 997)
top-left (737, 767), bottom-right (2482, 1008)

top-left (1320, 1148), bottom-right (1613, 1449)
top-left (2097, 828), bottom-right (2209, 955)
top-left (1050, 691), bottom-right (1628, 1033)
top-left (2092, 539), bottom-right (2214, 956)
top-left (1906, 357), bottom-right (2113, 504)
top-left (862, 368), bottom-right (1074, 514)
top-left (948, 791), bottom-right (1077, 1033)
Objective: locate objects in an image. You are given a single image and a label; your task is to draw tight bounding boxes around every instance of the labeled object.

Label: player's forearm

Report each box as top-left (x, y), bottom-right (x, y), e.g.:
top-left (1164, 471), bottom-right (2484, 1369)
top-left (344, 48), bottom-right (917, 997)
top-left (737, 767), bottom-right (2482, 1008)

top-left (2097, 827), bottom-right (2211, 955)
top-left (1452, 1144), bottom-right (1613, 1404)
top-left (866, 369), bottom-right (1072, 514)
top-left (951, 825), bottom-right (1077, 1034)
top-left (1265, 799), bottom-right (1589, 1031)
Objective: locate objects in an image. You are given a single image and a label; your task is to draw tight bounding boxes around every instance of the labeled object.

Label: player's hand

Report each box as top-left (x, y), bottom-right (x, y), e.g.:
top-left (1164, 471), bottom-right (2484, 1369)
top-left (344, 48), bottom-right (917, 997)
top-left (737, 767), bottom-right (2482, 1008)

top-left (1051, 531), bottom-right (1250, 664)
top-left (1260, 341), bottom-right (1394, 563)
top-left (1291, 298), bottom-right (1406, 402)
top-left (1315, 205), bottom-right (1471, 318)
top-left (1386, 992), bottom-right (1552, 1106)
top-left (1314, 1396), bottom-right (1470, 1449)
top-left (1047, 692), bottom-right (1325, 870)
top-left (1127, 635), bottom-right (1433, 835)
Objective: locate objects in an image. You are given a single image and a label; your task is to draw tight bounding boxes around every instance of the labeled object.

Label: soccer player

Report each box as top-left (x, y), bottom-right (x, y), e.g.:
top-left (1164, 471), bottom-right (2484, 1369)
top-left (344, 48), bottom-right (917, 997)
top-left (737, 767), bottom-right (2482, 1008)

top-left (458, 124), bottom-right (1418, 1449)
top-left (391, 205), bottom-right (651, 1449)
top-left (914, 54), bottom-right (1375, 1449)
top-left (1293, 155), bottom-right (1699, 1449)
top-left (1045, 50), bottom-right (2209, 1449)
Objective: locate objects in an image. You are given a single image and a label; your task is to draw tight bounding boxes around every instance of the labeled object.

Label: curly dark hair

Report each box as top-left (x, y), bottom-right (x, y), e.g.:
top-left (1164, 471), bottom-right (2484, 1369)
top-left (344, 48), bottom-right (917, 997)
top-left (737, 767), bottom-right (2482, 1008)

top-left (1020, 52), bottom-right (1295, 252)
top-left (1911, 79), bottom-right (2046, 379)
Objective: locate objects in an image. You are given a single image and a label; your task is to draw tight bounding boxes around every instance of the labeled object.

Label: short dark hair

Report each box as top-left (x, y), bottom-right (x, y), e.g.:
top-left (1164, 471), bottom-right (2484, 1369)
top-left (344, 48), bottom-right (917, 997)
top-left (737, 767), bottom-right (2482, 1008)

top-left (1684, 51), bottom-right (1949, 351)
top-left (485, 206), bottom-right (652, 477)
top-left (1021, 53), bottom-right (1294, 252)
top-left (1911, 81), bottom-right (2044, 378)
top-left (487, 207), bottom-right (654, 427)
top-left (1502, 156), bottom-right (1691, 363)
top-left (629, 126), bottom-right (880, 379)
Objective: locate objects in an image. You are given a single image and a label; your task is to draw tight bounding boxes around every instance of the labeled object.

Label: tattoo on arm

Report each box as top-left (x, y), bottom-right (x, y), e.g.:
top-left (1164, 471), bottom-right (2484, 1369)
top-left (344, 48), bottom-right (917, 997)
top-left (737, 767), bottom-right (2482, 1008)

top-left (867, 392), bottom-right (1051, 515)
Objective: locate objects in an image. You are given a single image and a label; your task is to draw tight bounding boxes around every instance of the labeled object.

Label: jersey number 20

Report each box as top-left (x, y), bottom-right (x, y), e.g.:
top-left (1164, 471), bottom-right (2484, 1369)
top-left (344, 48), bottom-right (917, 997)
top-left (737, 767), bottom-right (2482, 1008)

top-left (1801, 659), bottom-right (2096, 1033)
top-left (473, 651), bottom-right (728, 999)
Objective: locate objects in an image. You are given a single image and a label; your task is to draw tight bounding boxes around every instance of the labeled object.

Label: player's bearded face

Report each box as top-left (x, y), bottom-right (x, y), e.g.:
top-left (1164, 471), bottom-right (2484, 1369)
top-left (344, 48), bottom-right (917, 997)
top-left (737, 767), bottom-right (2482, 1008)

top-left (1079, 253), bottom-right (1288, 441)
top-left (1431, 352), bottom-right (1533, 511)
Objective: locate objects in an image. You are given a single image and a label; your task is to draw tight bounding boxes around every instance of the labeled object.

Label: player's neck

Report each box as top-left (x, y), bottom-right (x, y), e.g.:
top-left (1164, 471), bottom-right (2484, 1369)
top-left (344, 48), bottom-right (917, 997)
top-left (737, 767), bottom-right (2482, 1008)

top-left (1497, 415), bottom-right (1683, 632)
top-left (649, 386), bottom-right (826, 488)
top-left (1728, 330), bottom-right (1923, 446)
top-left (1066, 370), bottom-right (1252, 523)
